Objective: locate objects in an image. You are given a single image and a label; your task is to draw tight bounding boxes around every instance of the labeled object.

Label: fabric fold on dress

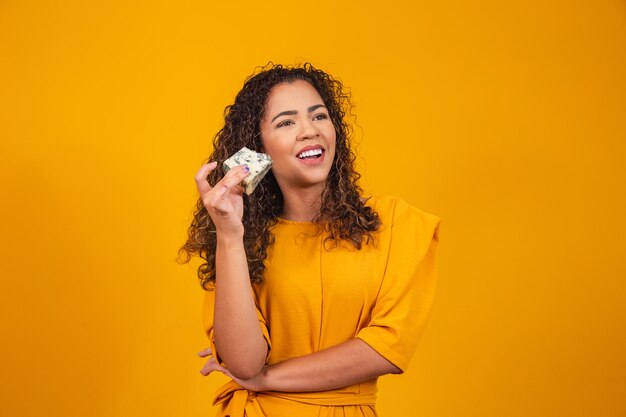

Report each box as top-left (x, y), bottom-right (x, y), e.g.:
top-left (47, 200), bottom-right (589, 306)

top-left (213, 380), bottom-right (377, 417)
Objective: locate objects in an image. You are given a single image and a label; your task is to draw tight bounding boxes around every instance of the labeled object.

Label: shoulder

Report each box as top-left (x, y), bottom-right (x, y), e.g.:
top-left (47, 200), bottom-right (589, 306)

top-left (363, 195), bottom-right (441, 259)
top-left (362, 194), bottom-right (441, 229)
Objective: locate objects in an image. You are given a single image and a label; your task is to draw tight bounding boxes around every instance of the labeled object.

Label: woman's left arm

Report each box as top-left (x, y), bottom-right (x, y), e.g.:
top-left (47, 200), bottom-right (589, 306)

top-left (200, 338), bottom-right (400, 392)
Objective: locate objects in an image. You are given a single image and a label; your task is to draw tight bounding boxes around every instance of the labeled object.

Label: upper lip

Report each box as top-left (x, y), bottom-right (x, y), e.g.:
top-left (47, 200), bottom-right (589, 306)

top-left (296, 144), bottom-right (325, 157)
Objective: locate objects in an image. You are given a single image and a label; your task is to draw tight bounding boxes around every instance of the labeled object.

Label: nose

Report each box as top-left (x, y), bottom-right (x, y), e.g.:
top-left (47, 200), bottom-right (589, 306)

top-left (296, 117), bottom-right (320, 140)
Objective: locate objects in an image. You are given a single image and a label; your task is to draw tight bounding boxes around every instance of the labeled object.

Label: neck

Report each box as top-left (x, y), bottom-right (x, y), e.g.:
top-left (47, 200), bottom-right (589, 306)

top-left (279, 184), bottom-right (325, 222)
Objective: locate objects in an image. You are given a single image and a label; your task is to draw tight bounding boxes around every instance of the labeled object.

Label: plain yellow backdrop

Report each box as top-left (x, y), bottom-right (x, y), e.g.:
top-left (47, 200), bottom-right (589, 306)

top-left (1, 1), bottom-right (625, 416)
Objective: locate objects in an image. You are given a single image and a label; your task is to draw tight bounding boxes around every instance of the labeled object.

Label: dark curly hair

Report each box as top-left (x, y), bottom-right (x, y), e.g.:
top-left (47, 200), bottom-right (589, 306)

top-left (177, 62), bottom-right (380, 289)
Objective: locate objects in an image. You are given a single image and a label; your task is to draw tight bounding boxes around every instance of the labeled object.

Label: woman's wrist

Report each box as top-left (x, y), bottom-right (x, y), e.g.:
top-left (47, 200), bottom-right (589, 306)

top-left (252, 365), bottom-right (272, 392)
top-left (216, 230), bottom-right (244, 246)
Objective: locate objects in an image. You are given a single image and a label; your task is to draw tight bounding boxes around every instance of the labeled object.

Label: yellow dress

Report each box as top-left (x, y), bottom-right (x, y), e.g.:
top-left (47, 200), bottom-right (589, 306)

top-left (202, 195), bottom-right (441, 417)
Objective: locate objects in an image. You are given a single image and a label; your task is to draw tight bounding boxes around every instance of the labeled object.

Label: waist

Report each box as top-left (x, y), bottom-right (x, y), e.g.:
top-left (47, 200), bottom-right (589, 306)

top-left (213, 379), bottom-right (378, 417)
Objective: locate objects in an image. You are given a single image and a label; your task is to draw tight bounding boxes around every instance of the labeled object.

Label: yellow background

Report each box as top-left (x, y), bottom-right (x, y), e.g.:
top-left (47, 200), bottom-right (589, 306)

top-left (1, 1), bottom-right (625, 416)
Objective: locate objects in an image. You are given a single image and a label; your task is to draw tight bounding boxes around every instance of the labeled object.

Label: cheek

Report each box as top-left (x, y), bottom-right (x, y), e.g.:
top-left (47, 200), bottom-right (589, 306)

top-left (261, 136), bottom-right (290, 163)
top-left (327, 128), bottom-right (338, 149)
top-left (326, 123), bottom-right (337, 140)
top-left (259, 130), bottom-right (278, 155)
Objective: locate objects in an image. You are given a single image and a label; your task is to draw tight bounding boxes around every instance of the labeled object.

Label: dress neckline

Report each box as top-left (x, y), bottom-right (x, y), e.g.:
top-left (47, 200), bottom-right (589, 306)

top-left (274, 195), bottom-right (378, 226)
top-left (275, 217), bottom-right (316, 226)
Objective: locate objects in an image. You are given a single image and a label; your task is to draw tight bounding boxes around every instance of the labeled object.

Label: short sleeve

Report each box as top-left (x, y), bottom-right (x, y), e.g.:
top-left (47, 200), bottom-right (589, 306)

top-left (202, 285), bottom-right (272, 366)
top-left (356, 202), bottom-right (441, 373)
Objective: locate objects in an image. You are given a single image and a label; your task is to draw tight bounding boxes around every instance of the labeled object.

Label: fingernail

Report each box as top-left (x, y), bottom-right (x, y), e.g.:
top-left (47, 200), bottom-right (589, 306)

top-left (242, 164), bottom-right (249, 173)
top-left (208, 161), bottom-right (217, 168)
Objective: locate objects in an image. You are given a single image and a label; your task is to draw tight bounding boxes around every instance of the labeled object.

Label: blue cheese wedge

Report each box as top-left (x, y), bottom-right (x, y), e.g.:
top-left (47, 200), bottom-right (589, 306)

top-left (223, 147), bottom-right (273, 195)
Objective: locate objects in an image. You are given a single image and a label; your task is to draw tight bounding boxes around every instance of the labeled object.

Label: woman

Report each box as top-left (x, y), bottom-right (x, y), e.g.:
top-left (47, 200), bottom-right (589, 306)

top-left (178, 63), bottom-right (441, 416)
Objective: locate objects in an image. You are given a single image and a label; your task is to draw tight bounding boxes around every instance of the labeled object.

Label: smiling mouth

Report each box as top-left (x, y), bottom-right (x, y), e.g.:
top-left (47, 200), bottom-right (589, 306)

top-left (297, 148), bottom-right (324, 159)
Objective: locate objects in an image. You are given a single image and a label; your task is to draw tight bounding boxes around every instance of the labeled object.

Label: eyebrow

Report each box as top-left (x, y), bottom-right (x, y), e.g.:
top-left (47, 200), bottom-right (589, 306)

top-left (270, 104), bottom-right (327, 123)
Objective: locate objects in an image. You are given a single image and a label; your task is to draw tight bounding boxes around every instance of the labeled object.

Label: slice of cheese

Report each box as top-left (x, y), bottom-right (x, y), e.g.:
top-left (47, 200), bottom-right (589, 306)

top-left (223, 147), bottom-right (273, 195)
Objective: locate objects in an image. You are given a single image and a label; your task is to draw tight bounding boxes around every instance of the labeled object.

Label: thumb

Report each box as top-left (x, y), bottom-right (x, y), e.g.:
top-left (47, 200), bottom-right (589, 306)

top-left (197, 347), bottom-right (213, 357)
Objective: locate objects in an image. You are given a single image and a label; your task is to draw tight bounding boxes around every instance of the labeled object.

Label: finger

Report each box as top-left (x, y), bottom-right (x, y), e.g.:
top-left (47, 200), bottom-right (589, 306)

top-left (194, 161), bottom-right (218, 195)
top-left (202, 165), bottom-right (249, 212)
top-left (218, 182), bottom-right (244, 201)
top-left (201, 185), bottom-right (233, 216)
top-left (200, 357), bottom-right (227, 376)
top-left (215, 164), bottom-right (250, 191)
top-left (197, 347), bottom-right (213, 357)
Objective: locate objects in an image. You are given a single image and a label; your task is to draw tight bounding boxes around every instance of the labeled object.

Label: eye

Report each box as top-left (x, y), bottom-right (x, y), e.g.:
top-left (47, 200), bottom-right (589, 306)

top-left (276, 120), bottom-right (294, 128)
top-left (313, 113), bottom-right (329, 121)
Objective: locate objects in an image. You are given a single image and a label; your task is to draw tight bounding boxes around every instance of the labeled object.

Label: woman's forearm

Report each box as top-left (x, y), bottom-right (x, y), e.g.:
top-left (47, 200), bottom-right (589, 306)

top-left (260, 338), bottom-right (401, 392)
top-left (214, 233), bottom-right (268, 379)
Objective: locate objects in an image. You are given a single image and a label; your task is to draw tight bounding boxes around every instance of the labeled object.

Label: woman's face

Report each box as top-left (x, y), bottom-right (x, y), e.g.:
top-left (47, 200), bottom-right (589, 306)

top-left (259, 79), bottom-right (336, 193)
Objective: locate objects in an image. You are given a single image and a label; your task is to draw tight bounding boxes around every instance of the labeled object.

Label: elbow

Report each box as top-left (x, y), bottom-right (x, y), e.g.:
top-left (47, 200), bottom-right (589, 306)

top-left (379, 360), bottom-right (402, 375)
top-left (214, 338), bottom-right (269, 380)
top-left (389, 364), bottom-right (402, 374)
top-left (222, 350), bottom-right (267, 380)
top-left (228, 363), bottom-right (264, 380)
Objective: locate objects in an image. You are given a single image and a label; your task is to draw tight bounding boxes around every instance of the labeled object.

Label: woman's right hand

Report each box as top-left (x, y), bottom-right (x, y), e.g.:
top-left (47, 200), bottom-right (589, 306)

top-left (194, 161), bottom-right (250, 237)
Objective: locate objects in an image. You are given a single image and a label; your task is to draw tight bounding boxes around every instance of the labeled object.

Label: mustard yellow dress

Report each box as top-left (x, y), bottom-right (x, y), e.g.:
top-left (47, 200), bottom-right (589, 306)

top-left (203, 195), bottom-right (441, 417)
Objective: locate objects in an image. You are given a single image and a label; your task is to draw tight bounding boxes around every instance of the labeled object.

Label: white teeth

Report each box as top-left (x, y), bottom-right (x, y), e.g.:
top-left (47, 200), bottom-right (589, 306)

top-left (297, 148), bottom-right (323, 159)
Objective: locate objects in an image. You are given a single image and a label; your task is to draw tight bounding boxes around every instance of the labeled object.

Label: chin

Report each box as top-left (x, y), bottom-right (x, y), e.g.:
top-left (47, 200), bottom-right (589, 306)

top-left (289, 174), bottom-right (330, 189)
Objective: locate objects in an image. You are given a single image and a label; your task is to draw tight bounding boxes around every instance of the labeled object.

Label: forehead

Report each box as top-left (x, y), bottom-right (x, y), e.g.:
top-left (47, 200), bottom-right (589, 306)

top-left (264, 80), bottom-right (324, 112)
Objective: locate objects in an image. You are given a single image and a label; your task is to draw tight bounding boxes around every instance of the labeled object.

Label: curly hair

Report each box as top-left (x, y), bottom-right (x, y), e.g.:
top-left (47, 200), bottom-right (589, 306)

top-left (177, 62), bottom-right (381, 289)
